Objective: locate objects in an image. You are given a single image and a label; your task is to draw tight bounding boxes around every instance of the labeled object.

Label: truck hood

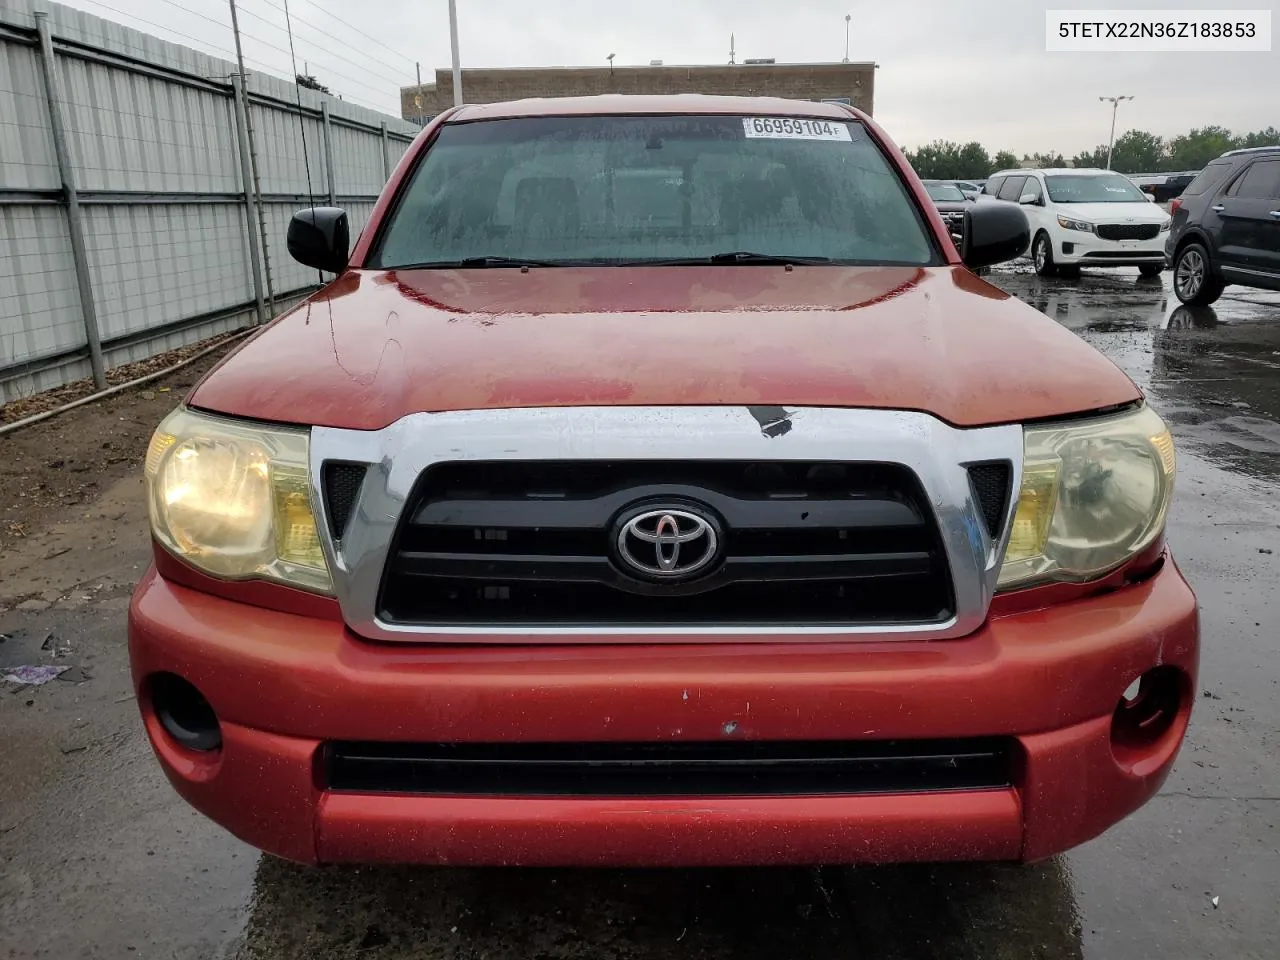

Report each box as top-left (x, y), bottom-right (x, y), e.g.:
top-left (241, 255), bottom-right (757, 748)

top-left (190, 265), bottom-right (1140, 430)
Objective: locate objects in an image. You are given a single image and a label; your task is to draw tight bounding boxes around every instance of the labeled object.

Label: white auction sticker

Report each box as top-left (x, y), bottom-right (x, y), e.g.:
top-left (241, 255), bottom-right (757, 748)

top-left (743, 117), bottom-right (853, 141)
top-left (1046, 9), bottom-right (1271, 51)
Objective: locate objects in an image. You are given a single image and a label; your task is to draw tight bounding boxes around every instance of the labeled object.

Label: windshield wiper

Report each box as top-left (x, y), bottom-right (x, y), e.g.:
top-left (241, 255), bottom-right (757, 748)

top-left (392, 253), bottom-right (838, 269)
top-left (637, 251), bottom-right (836, 266)
top-left (710, 251), bottom-right (834, 265)
top-left (393, 256), bottom-right (566, 269)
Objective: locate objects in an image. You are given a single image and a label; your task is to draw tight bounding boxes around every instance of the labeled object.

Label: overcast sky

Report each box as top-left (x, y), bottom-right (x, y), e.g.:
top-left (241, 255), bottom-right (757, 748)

top-left (64, 0), bottom-right (1278, 155)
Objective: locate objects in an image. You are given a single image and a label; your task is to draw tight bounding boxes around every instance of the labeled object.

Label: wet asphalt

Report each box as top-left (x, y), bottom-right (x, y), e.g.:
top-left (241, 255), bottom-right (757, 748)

top-left (1, 264), bottom-right (1278, 959)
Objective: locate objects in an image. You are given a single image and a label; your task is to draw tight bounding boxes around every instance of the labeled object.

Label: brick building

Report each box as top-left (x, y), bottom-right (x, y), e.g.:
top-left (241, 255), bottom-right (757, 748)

top-left (401, 62), bottom-right (875, 125)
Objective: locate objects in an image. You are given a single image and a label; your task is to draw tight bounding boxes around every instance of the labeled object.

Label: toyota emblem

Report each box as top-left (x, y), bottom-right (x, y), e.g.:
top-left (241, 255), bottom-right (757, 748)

top-left (614, 506), bottom-right (720, 580)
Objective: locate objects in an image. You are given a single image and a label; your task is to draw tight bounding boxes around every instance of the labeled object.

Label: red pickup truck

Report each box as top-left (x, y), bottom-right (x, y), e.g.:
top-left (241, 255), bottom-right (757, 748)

top-left (129, 95), bottom-right (1198, 867)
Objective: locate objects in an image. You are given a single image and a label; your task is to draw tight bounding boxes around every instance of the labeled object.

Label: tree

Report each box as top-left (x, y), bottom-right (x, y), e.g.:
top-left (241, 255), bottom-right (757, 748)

top-left (1072, 145), bottom-right (1109, 169)
top-left (906, 123), bottom-right (1277, 180)
top-left (1166, 126), bottom-right (1236, 171)
top-left (906, 140), bottom-right (958, 179)
top-left (955, 141), bottom-right (992, 179)
top-left (1025, 151), bottom-right (1066, 169)
top-left (905, 140), bottom-right (997, 179)
top-left (1107, 130), bottom-right (1166, 173)
top-left (1236, 127), bottom-right (1280, 150)
top-left (296, 73), bottom-right (331, 95)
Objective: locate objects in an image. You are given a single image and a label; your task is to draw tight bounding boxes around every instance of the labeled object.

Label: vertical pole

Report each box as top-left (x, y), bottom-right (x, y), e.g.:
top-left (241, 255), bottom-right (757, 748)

top-left (380, 121), bottom-right (390, 180)
top-left (1106, 100), bottom-right (1118, 170)
top-left (34, 12), bottom-right (106, 390)
top-left (229, 0), bottom-right (274, 314)
top-left (448, 0), bottom-right (462, 106)
top-left (231, 74), bottom-right (267, 326)
top-left (229, 1), bottom-right (248, 85)
top-left (321, 101), bottom-right (336, 204)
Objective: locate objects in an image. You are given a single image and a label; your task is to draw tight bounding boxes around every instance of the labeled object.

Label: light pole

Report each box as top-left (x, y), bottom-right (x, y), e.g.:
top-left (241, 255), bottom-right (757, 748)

top-left (843, 14), bottom-right (851, 62)
top-left (607, 52), bottom-right (615, 76)
top-left (448, 0), bottom-right (462, 106)
top-left (1099, 95), bottom-right (1133, 169)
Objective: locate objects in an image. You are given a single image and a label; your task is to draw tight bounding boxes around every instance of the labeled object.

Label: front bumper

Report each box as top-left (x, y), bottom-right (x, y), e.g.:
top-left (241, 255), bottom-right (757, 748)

top-left (128, 558), bottom-right (1199, 866)
top-left (1058, 233), bottom-right (1167, 266)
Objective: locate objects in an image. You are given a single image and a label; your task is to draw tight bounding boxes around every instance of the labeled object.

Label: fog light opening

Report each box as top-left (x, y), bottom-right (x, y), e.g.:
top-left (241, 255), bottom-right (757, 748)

top-left (151, 673), bottom-right (222, 752)
top-left (1111, 666), bottom-right (1186, 772)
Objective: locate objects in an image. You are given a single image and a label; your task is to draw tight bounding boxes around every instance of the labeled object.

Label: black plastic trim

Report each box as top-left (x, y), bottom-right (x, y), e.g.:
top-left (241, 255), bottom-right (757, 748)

top-left (326, 738), bottom-right (1015, 797)
top-left (967, 461), bottom-right (1012, 541)
top-left (321, 462), bottom-right (368, 540)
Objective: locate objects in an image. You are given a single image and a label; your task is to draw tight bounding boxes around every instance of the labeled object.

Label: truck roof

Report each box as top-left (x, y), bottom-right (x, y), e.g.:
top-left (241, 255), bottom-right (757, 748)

top-left (448, 94), bottom-right (862, 123)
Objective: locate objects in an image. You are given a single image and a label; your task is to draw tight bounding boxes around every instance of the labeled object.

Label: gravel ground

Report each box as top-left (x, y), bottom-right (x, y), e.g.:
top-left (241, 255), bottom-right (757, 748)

top-left (0, 342), bottom-right (240, 563)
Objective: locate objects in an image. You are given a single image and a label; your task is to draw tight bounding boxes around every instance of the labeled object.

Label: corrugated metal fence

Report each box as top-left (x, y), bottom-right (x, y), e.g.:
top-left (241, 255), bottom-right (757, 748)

top-left (0, 0), bottom-right (419, 404)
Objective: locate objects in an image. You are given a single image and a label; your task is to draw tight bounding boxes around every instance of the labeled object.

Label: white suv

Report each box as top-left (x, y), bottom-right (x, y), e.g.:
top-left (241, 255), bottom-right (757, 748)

top-left (980, 168), bottom-right (1171, 278)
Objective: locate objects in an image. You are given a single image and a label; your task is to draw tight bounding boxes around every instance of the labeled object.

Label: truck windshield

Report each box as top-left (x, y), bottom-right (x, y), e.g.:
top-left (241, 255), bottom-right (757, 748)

top-left (1045, 174), bottom-right (1149, 203)
top-left (371, 114), bottom-right (937, 268)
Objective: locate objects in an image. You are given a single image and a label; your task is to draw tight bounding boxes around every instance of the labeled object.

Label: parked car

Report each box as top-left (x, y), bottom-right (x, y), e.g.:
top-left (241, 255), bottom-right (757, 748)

top-left (1153, 172), bottom-right (1198, 202)
top-left (921, 179), bottom-right (971, 243)
top-left (982, 168), bottom-right (1170, 277)
top-left (1129, 173), bottom-right (1164, 197)
top-left (951, 179), bottom-right (982, 200)
top-left (130, 95), bottom-right (1196, 868)
top-left (1130, 172), bottom-right (1199, 203)
top-left (1167, 146), bottom-right (1280, 305)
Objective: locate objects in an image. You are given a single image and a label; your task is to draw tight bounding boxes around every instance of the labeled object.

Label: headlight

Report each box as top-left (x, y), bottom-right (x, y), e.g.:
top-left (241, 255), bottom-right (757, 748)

top-left (144, 407), bottom-right (331, 593)
top-left (998, 406), bottom-right (1175, 591)
top-left (1160, 218), bottom-right (1172, 232)
top-left (1056, 215), bottom-right (1095, 233)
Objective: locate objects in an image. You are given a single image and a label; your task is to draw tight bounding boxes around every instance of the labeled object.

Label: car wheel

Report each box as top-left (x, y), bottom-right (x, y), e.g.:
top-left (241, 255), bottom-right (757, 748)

top-left (1033, 232), bottom-right (1057, 277)
top-left (1173, 243), bottom-right (1225, 306)
top-left (1138, 264), bottom-right (1164, 278)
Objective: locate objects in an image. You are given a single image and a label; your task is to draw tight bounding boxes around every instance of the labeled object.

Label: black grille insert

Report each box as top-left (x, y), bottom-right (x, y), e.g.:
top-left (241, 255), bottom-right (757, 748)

top-left (322, 462), bottom-right (367, 540)
top-left (1096, 223), bottom-right (1161, 241)
top-left (967, 462), bottom-right (1012, 540)
top-left (326, 739), bottom-right (1015, 797)
top-left (378, 460), bottom-right (955, 627)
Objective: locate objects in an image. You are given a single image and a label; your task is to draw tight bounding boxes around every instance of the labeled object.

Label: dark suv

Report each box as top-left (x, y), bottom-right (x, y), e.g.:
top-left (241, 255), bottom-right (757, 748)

top-left (1167, 146), bottom-right (1280, 305)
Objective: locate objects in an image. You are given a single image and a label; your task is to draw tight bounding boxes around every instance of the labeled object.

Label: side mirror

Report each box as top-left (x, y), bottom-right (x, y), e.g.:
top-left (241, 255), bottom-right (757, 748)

top-left (287, 206), bottom-right (349, 274)
top-left (1146, 193), bottom-right (1157, 202)
top-left (1019, 193), bottom-right (1040, 205)
top-left (961, 202), bottom-right (1030, 270)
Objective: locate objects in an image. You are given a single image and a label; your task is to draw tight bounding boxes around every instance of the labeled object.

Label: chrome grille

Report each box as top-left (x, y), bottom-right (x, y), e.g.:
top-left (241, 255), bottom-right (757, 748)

top-left (309, 407), bottom-right (1024, 642)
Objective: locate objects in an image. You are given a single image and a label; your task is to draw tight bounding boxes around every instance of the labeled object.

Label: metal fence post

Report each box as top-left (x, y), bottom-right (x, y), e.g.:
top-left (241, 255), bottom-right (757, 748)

top-left (34, 12), bottom-right (106, 390)
top-left (380, 121), bottom-right (390, 181)
top-left (321, 101), bottom-right (336, 204)
top-left (230, 74), bottom-right (267, 326)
